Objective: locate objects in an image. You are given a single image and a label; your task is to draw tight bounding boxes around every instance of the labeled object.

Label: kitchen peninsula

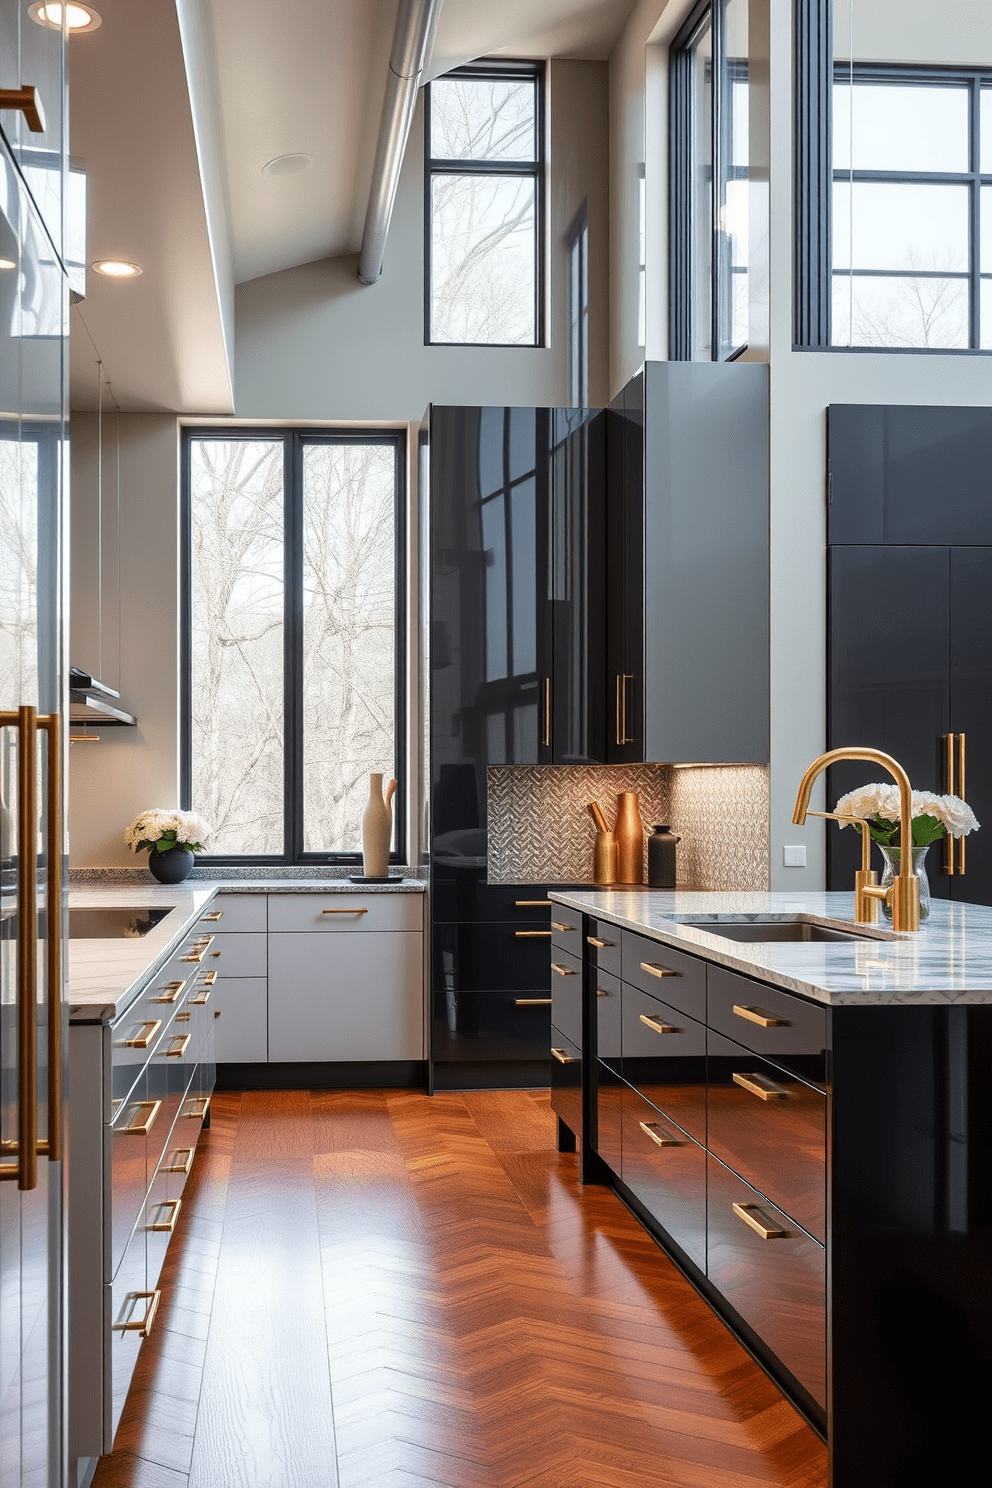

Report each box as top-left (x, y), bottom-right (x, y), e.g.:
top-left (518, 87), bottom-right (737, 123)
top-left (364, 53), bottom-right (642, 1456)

top-left (548, 887), bottom-right (992, 1486)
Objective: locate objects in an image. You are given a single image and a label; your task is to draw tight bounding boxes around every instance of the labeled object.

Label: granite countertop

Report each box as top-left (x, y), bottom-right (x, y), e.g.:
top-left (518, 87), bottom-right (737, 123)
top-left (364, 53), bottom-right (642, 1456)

top-left (549, 888), bottom-right (992, 1006)
top-left (67, 877), bottom-right (426, 1023)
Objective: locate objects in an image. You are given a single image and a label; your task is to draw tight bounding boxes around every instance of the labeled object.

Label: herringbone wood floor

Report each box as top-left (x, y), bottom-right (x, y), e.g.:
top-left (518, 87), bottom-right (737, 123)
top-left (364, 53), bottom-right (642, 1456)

top-left (91, 1089), bottom-right (827, 1488)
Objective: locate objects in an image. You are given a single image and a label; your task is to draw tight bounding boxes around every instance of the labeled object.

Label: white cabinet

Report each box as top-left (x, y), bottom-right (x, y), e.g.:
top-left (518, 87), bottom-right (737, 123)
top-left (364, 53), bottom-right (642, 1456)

top-left (268, 931), bottom-right (424, 1061)
top-left (208, 931), bottom-right (266, 979)
top-left (267, 892), bottom-right (422, 934)
top-left (212, 978), bottom-right (268, 1063)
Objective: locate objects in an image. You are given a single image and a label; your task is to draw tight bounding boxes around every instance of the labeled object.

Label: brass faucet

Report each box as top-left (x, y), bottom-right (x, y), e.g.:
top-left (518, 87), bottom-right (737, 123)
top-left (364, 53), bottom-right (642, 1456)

top-left (805, 811), bottom-right (879, 924)
top-left (793, 748), bottom-right (920, 933)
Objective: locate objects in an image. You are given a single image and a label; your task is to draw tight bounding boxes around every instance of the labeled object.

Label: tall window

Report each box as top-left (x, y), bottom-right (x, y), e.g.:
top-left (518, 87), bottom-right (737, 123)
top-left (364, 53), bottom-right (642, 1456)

top-left (182, 431), bottom-right (404, 862)
top-left (567, 204), bottom-right (589, 404)
top-left (425, 62), bottom-right (544, 347)
top-left (670, 0), bottom-right (749, 361)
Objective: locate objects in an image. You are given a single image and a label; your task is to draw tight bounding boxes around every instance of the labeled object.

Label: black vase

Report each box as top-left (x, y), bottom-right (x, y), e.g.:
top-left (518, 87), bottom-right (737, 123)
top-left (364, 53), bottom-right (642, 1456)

top-left (647, 825), bottom-right (680, 888)
top-left (147, 846), bottom-right (194, 884)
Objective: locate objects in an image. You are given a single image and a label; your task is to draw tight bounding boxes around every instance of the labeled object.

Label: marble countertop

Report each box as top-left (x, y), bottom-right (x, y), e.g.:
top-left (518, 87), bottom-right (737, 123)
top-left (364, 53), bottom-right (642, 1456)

top-left (67, 877), bottom-right (425, 1023)
top-left (548, 888), bottom-right (992, 1006)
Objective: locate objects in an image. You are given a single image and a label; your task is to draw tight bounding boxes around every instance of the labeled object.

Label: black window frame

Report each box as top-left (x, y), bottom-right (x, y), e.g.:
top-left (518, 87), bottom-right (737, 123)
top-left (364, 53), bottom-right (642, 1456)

top-left (424, 59), bottom-right (546, 350)
top-left (669, 0), bottom-right (749, 362)
top-left (795, 0), bottom-right (992, 353)
top-left (180, 426), bottom-right (407, 867)
top-left (566, 201), bottom-right (589, 405)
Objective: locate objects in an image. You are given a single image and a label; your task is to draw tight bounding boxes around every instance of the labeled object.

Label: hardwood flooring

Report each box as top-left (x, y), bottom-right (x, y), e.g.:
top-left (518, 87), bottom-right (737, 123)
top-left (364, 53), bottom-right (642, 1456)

top-left (91, 1089), bottom-right (827, 1488)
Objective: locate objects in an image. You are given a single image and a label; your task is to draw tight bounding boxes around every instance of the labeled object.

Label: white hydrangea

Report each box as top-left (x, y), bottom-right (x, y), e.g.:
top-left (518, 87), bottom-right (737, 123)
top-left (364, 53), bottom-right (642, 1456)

top-left (124, 809), bottom-right (211, 850)
top-left (833, 785), bottom-right (979, 838)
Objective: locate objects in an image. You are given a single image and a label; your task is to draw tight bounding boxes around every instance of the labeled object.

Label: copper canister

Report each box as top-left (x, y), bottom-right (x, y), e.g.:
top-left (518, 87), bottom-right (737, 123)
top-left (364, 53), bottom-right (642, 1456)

top-left (593, 831), bottom-right (618, 884)
top-left (614, 791), bottom-right (644, 884)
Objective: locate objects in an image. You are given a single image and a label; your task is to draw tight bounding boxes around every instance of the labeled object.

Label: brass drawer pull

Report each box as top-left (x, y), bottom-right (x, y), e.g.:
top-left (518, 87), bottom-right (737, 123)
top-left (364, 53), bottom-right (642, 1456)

top-left (175, 1012), bottom-right (191, 1022)
top-left (199, 970), bottom-right (218, 986)
top-left (148, 1198), bottom-right (182, 1234)
top-left (551, 1047), bottom-right (578, 1065)
top-left (164, 1034), bottom-right (192, 1059)
top-left (322, 906), bottom-right (369, 914)
top-left (551, 962), bottom-right (577, 977)
top-left (733, 1004), bottom-right (789, 1028)
top-left (124, 1020), bottom-right (162, 1049)
top-left (202, 910), bottom-right (224, 922)
top-left (164, 1147), bottom-right (194, 1175)
top-left (515, 930), bottom-right (552, 938)
top-left (515, 997), bottom-right (552, 1006)
top-left (211, 950), bottom-right (221, 957)
top-left (551, 921), bottom-right (576, 933)
top-left (121, 1100), bottom-right (162, 1137)
top-left (733, 1072), bottom-right (788, 1101)
top-left (190, 987), bottom-right (212, 1006)
top-left (186, 1097), bottom-right (210, 1121)
top-left (152, 980), bottom-right (185, 1005)
top-left (215, 1008), bottom-right (223, 1019)
top-left (181, 947), bottom-right (207, 964)
top-left (639, 1013), bottom-right (678, 1035)
top-left (596, 988), bottom-right (610, 997)
top-left (639, 1120), bottom-right (681, 1148)
top-left (733, 1202), bottom-right (788, 1240)
top-left (121, 1290), bottom-right (161, 1338)
top-left (515, 899), bottom-right (551, 907)
top-left (586, 935), bottom-right (615, 949)
top-left (641, 961), bottom-right (678, 979)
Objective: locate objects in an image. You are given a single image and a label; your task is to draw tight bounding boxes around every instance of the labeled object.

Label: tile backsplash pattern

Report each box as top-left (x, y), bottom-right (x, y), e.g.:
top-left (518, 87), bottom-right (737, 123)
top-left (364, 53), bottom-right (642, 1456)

top-left (487, 764), bottom-right (769, 890)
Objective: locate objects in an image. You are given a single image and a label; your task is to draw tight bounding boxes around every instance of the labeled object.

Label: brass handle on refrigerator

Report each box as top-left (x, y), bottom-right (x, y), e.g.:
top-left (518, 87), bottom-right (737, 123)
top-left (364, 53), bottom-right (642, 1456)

top-left (620, 674), bottom-right (634, 745)
top-left (0, 707), bottom-right (39, 1188)
top-left (945, 733), bottom-right (956, 874)
top-left (0, 85), bottom-right (47, 133)
top-left (542, 677), bottom-right (551, 747)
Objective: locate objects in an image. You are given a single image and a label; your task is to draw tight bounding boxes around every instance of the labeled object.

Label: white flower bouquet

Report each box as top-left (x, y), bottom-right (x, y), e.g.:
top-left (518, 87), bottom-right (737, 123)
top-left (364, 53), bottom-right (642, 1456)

top-left (833, 785), bottom-right (979, 848)
top-left (125, 809), bottom-right (210, 858)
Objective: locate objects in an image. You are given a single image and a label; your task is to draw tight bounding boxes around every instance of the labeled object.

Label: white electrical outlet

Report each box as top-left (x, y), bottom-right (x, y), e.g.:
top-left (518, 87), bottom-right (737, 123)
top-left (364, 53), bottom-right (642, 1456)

top-left (783, 845), bottom-right (806, 868)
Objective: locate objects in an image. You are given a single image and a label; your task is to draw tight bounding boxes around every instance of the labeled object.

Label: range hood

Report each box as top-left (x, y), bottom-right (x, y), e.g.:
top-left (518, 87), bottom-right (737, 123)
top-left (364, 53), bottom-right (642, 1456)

top-left (70, 666), bottom-right (136, 727)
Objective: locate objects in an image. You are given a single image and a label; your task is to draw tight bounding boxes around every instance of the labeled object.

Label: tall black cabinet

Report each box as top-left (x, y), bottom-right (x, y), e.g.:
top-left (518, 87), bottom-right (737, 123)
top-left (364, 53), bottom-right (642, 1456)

top-left (827, 405), bottom-right (992, 905)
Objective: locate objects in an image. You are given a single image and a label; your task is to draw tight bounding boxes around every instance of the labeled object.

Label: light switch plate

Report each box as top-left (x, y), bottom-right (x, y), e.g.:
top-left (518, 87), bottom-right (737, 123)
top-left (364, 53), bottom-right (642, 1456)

top-left (783, 845), bottom-right (806, 868)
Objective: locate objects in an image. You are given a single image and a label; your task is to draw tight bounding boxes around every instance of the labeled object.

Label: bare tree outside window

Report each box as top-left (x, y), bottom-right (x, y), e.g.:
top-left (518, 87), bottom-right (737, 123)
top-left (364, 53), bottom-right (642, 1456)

top-left (427, 68), bottom-right (542, 346)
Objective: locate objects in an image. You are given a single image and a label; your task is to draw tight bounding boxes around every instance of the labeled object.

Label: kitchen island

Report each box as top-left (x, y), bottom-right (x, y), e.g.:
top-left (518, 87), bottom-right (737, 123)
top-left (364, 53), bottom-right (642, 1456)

top-left (549, 888), bottom-right (992, 1488)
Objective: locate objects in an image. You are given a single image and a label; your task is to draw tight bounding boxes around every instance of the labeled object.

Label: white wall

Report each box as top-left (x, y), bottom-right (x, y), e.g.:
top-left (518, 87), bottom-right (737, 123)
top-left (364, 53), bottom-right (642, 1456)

top-left (233, 60), bottom-right (610, 422)
top-left (69, 414), bottom-right (181, 866)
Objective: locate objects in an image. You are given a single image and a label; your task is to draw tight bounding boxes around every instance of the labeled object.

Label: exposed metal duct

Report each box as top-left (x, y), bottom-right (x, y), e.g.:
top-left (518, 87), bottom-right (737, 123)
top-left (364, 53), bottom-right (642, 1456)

top-left (358, 0), bottom-right (444, 285)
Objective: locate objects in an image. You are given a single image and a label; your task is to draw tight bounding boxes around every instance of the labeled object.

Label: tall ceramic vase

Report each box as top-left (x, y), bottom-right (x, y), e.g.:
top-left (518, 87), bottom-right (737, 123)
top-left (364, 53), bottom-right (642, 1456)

top-left (614, 791), bottom-right (644, 884)
top-left (362, 773), bottom-right (396, 879)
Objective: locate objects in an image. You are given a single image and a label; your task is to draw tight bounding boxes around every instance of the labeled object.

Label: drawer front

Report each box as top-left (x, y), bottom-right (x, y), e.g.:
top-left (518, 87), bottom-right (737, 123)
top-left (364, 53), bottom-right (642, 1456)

top-left (621, 986), bottom-right (706, 1144)
top-left (707, 1154), bottom-right (826, 1408)
top-left (549, 908), bottom-right (583, 961)
top-left (620, 1084), bottom-right (706, 1271)
top-left (433, 922), bottom-right (552, 993)
top-left (431, 988), bottom-right (551, 1065)
top-left (145, 1026), bottom-right (194, 1180)
top-left (707, 965), bottom-right (828, 1087)
top-left (108, 1220), bottom-right (149, 1449)
top-left (621, 931), bottom-right (706, 1022)
top-left (595, 1060), bottom-right (623, 1174)
top-left (144, 1161), bottom-right (181, 1298)
top-left (209, 932), bottom-right (266, 980)
top-left (267, 891), bottom-right (423, 934)
top-left (596, 970), bottom-right (621, 1073)
top-left (199, 893), bottom-right (266, 934)
top-left (550, 1027), bottom-right (582, 1139)
top-left (707, 1030), bottom-right (826, 1243)
top-left (586, 919), bottom-right (621, 980)
top-left (550, 948), bottom-right (582, 1048)
top-left (110, 1074), bottom-right (152, 1280)
top-left (431, 873), bottom-right (557, 925)
top-left (210, 977), bottom-right (267, 1063)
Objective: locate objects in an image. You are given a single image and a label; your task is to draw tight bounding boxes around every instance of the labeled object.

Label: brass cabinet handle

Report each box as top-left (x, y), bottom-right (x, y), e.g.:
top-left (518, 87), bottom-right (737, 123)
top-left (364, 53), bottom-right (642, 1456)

top-left (322, 906), bottom-right (369, 914)
top-left (596, 988), bottom-right (610, 997)
top-left (181, 940), bottom-right (212, 963)
top-left (620, 674), bottom-right (634, 745)
top-left (152, 980), bottom-right (186, 1005)
top-left (946, 733), bottom-right (967, 875)
top-left (214, 1008), bottom-right (222, 1019)
top-left (120, 1290), bottom-right (161, 1338)
top-left (639, 1013), bottom-right (678, 1035)
top-left (515, 899), bottom-right (552, 907)
top-left (586, 935), bottom-right (615, 949)
top-left (551, 1047), bottom-right (577, 1064)
top-left (551, 921), bottom-right (576, 933)
top-left (147, 1198), bottom-right (182, 1234)
top-left (175, 1012), bottom-right (191, 1022)
top-left (211, 950), bottom-right (221, 957)
top-left (0, 706), bottom-right (39, 1187)
top-left (199, 970), bottom-right (217, 986)
top-left (732, 1202), bottom-right (788, 1240)
top-left (0, 85), bottom-right (46, 133)
top-left (164, 1147), bottom-right (194, 1175)
top-left (190, 987), bottom-right (212, 1006)
top-left (38, 712), bottom-right (62, 1163)
top-left (124, 1020), bottom-right (162, 1049)
top-left (551, 962), bottom-right (577, 977)
top-left (121, 1099), bottom-right (162, 1137)
top-left (515, 930), bottom-right (551, 938)
top-left (515, 997), bottom-right (552, 1006)
top-left (959, 732), bottom-right (966, 874)
top-left (186, 1097), bottom-right (210, 1121)
top-left (615, 673), bottom-right (623, 747)
top-left (202, 910), bottom-right (224, 922)
top-left (733, 1071), bottom-right (788, 1101)
top-left (164, 1033), bottom-right (192, 1059)
top-left (542, 677), bottom-right (551, 747)
top-left (732, 1003), bottom-right (788, 1028)
top-left (639, 1120), bottom-right (681, 1148)
top-left (640, 961), bottom-right (678, 979)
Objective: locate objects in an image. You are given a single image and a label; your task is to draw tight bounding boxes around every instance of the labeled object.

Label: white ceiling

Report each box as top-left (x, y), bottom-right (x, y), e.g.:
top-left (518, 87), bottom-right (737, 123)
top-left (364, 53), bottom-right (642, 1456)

top-left (68, 0), bottom-right (637, 412)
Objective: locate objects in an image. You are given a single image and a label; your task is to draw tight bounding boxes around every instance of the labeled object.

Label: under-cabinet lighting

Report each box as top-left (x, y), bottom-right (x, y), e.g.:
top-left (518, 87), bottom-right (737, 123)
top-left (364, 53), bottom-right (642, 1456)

top-left (92, 259), bottom-right (141, 278)
top-left (28, 2), bottom-right (102, 31)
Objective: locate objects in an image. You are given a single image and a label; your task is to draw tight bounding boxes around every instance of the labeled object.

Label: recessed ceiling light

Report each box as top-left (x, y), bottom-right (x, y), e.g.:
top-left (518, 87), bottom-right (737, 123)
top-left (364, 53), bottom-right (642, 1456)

top-left (91, 259), bottom-right (141, 278)
top-left (28, 2), bottom-right (102, 32)
top-left (0, 257), bottom-right (15, 270)
top-left (262, 153), bottom-right (313, 178)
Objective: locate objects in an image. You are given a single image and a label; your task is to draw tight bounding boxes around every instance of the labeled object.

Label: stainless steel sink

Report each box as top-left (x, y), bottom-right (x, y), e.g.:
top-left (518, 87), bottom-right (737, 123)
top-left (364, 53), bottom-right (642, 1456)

top-left (68, 907), bottom-right (173, 939)
top-left (677, 917), bottom-right (870, 944)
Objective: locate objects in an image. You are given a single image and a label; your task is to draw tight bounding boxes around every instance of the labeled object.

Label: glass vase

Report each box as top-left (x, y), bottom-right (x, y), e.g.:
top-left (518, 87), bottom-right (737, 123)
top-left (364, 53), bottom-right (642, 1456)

top-left (877, 845), bottom-right (931, 922)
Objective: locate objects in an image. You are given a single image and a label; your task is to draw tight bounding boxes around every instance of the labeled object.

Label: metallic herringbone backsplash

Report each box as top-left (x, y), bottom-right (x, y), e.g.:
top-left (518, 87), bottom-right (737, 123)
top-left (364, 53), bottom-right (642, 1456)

top-left (487, 764), bottom-right (769, 890)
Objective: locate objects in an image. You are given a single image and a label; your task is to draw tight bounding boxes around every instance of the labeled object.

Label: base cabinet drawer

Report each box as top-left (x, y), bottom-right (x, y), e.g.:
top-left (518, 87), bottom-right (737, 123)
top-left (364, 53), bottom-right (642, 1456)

top-left (550, 950), bottom-right (582, 1048)
top-left (212, 978), bottom-right (267, 1063)
top-left (549, 909), bottom-right (583, 961)
top-left (432, 989), bottom-right (551, 1065)
top-left (199, 893), bottom-right (267, 934)
top-left (107, 1222), bottom-right (149, 1448)
top-left (706, 1155), bottom-right (826, 1409)
top-left (268, 892), bottom-right (422, 933)
top-left (596, 971), bottom-right (621, 1073)
top-left (269, 931), bottom-right (423, 1061)
top-left (208, 931), bottom-right (266, 979)
top-left (550, 1027), bottom-right (582, 1140)
top-left (434, 922), bottom-right (554, 993)
top-left (707, 965), bottom-right (828, 1088)
top-left (595, 1060), bottom-right (623, 1173)
top-left (621, 1084), bottom-right (706, 1271)
top-left (621, 932), bottom-right (706, 1022)
top-left (586, 919), bottom-right (621, 980)
top-left (622, 986), bottom-right (706, 1144)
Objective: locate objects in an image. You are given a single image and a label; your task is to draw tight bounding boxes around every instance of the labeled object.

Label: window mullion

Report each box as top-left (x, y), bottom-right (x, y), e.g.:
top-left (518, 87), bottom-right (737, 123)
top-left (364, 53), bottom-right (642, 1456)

top-left (284, 432), bottom-right (300, 863)
top-left (971, 77), bottom-right (982, 349)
